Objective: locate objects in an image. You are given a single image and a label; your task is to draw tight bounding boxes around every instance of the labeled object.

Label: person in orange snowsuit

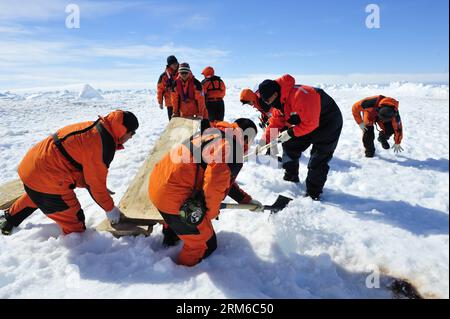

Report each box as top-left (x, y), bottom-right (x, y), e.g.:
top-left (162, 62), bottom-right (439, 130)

top-left (201, 66), bottom-right (226, 122)
top-left (157, 55), bottom-right (179, 120)
top-left (240, 88), bottom-right (271, 129)
top-left (171, 63), bottom-right (208, 119)
top-left (0, 110), bottom-right (139, 236)
top-left (352, 96), bottom-right (404, 157)
top-left (149, 119), bottom-right (263, 266)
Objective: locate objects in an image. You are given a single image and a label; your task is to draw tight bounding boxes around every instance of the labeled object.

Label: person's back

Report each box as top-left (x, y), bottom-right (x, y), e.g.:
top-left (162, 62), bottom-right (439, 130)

top-left (352, 96), bottom-right (403, 157)
top-left (149, 119), bottom-right (262, 266)
top-left (201, 66), bottom-right (226, 122)
top-left (2, 110), bottom-right (139, 235)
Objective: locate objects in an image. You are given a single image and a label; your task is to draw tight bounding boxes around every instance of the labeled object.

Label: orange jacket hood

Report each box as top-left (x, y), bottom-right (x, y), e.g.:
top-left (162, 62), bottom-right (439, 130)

top-left (275, 74), bottom-right (296, 104)
top-left (240, 89), bottom-right (258, 103)
top-left (100, 110), bottom-right (128, 150)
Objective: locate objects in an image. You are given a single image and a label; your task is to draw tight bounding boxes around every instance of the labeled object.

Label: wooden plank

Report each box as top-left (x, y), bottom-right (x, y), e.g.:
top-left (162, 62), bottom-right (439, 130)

top-left (0, 179), bottom-right (24, 210)
top-left (96, 117), bottom-right (201, 236)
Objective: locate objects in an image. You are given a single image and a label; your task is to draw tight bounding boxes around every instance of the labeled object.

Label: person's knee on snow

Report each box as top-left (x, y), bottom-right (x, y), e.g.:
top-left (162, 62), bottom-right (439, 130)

top-left (149, 118), bottom-right (259, 266)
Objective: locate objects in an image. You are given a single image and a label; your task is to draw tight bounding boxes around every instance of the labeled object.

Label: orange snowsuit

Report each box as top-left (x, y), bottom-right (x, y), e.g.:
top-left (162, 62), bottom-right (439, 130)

top-left (172, 74), bottom-right (208, 119)
top-left (240, 89), bottom-right (271, 128)
top-left (157, 67), bottom-right (177, 107)
top-left (202, 73), bottom-right (226, 122)
top-left (6, 111), bottom-right (130, 234)
top-left (149, 122), bottom-right (252, 266)
top-left (202, 76), bottom-right (226, 101)
top-left (352, 95), bottom-right (403, 144)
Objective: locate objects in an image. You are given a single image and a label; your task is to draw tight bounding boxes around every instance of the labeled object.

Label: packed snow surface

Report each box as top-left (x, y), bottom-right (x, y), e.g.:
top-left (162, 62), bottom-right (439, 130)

top-left (0, 82), bottom-right (448, 299)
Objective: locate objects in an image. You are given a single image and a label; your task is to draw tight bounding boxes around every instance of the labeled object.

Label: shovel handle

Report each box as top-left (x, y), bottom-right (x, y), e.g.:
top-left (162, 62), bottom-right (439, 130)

top-left (244, 140), bottom-right (278, 160)
top-left (220, 203), bottom-right (260, 210)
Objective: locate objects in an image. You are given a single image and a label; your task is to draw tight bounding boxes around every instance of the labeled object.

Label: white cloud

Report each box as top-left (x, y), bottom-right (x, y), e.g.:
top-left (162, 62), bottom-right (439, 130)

top-left (0, 24), bottom-right (33, 35)
top-left (0, 38), bottom-right (230, 90)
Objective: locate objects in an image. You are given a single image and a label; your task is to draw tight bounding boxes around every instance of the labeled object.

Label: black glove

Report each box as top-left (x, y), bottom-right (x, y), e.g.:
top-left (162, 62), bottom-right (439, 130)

top-left (287, 112), bottom-right (301, 125)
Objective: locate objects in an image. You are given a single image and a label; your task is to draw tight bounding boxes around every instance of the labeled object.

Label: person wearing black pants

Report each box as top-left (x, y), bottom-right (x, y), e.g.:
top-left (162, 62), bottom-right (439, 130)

top-left (258, 74), bottom-right (343, 200)
top-left (201, 66), bottom-right (226, 122)
top-left (206, 100), bottom-right (225, 122)
top-left (281, 90), bottom-right (343, 198)
top-left (352, 95), bottom-right (404, 157)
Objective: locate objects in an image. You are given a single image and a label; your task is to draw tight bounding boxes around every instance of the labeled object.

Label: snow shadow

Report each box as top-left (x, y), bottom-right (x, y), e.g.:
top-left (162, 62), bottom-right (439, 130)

top-left (379, 156), bottom-right (449, 173)
top-left (205, 232), bottom-right (399, 298)
top-left (300, 156), bottom-right (360, 173)
top-left (63, 230), bottom-right (401, 298)
top-left (329, 157), bottom-right (361, 172)
top-left (324, 190), bottom-right (449, 236)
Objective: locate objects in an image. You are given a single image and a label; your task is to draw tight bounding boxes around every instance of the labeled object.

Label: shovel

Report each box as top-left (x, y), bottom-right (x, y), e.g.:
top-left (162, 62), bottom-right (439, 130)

top-left (119, 195), bottom-right (293, 226)
top-left (220, 195), bottom-right (293, 214)
top-left (243, 139), bottom-right (278, 160)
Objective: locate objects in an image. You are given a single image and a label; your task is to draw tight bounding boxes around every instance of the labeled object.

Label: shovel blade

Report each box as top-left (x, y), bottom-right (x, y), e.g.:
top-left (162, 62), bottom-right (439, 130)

top-left (265, 195), bottom-right (293, 213)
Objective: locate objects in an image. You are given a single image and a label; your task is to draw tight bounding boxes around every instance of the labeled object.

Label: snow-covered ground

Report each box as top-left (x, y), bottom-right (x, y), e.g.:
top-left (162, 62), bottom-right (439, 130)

top-left (0, 82), bottom-right (448, 299)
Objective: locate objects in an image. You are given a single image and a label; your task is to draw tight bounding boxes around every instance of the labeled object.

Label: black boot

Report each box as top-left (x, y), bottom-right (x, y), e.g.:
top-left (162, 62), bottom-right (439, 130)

top-left (365, 149), bottom-right (375, 158)
top-left (0, 214), bottom-right (14, 236)
top-left (283, 160), bottom-right (300, 183)
top-left (162, 226), bottom-right (180, 247)
top-left (304, 191), bottom-right (321, 201)
top-left (378, 134), bottom-right (390, 150)
top-left (283, 172), bottom-right (300, 183)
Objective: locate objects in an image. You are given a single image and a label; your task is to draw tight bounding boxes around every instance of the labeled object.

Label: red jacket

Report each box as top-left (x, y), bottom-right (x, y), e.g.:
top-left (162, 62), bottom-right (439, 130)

top-left (263, 74), bottom-right (321, 142)
top-left (172, 74), bottom-right (208, 118)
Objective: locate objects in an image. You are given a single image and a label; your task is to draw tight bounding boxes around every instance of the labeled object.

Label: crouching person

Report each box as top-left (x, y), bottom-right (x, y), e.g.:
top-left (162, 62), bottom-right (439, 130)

top-left (0, 110), bottom-right (139, 236)
top-left (149, 119), bottom-right (262, 267)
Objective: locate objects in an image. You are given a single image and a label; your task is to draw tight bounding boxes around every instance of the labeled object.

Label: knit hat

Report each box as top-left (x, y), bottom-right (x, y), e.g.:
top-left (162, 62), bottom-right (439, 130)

top-left (178, 62), bottom-right (191, 73)
top-left (167, 55), bottom-right (178, 66)
top-left (258, 80), bottom-right (281, 101)
top-left (122, 111), bottom-right (139, 133)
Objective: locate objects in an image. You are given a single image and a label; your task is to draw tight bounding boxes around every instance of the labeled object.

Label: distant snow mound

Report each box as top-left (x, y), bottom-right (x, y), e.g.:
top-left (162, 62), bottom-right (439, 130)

top-left (78, 84), bottom-right (104, 100)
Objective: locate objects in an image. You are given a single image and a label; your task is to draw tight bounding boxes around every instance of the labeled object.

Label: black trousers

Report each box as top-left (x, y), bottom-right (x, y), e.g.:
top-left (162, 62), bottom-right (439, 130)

top-left (167, 106), bottom-right (173, 121)
top-left (206, 100), bottom-right (225, 122)
top-left (363, 122), bottom-right (394, 154)
top-left (159, 211), bottom-right (217, 260)
top-left (282, 96), bottom-right (343, 196)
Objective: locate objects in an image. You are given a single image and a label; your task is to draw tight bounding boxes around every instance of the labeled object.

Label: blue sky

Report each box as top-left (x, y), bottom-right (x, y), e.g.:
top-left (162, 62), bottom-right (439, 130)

top-left (0, 0), bottom-right (448, 90)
